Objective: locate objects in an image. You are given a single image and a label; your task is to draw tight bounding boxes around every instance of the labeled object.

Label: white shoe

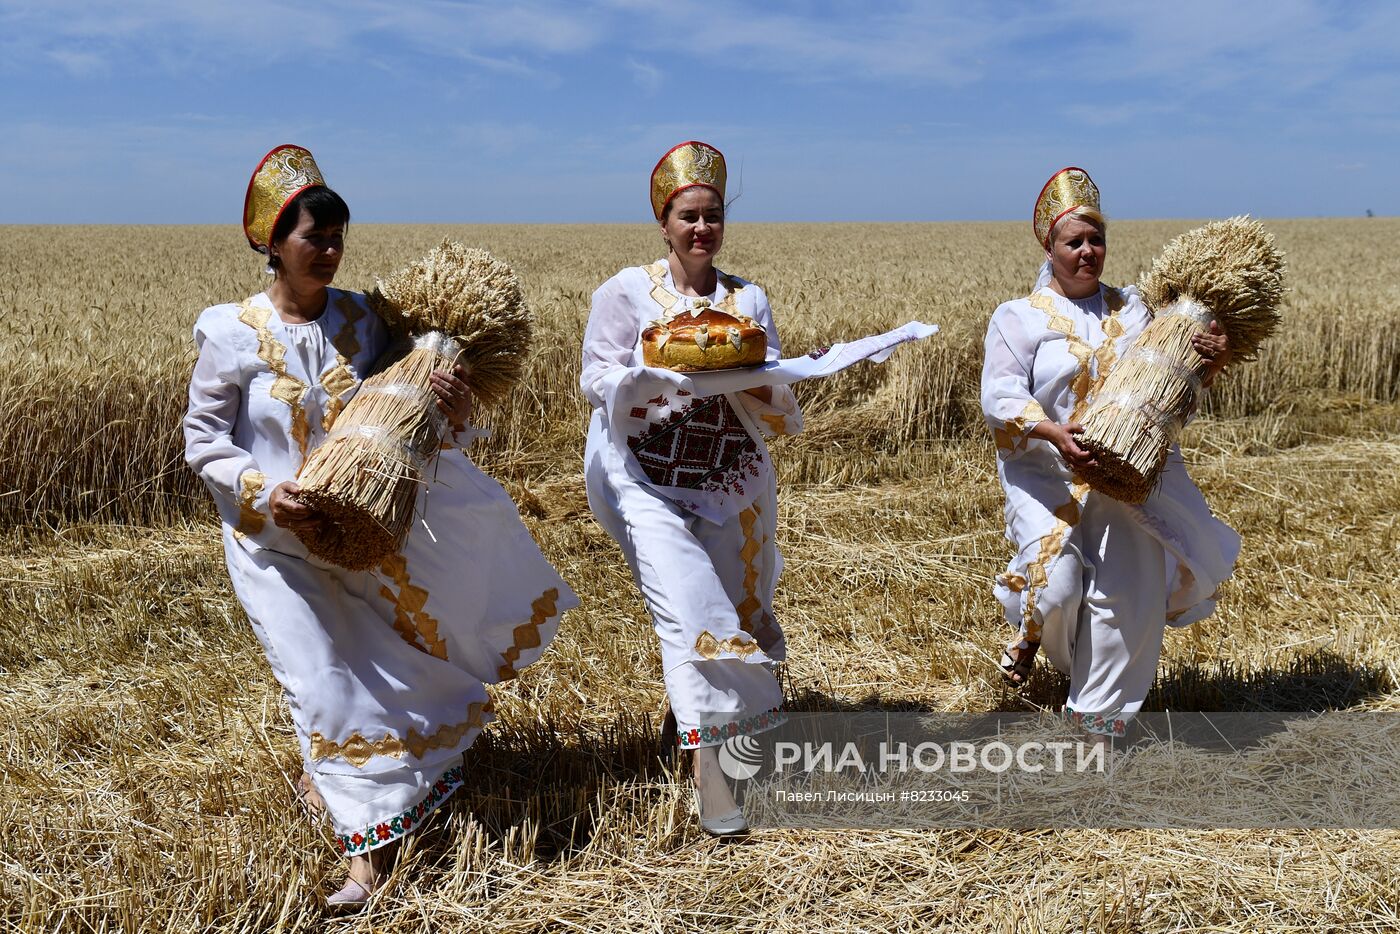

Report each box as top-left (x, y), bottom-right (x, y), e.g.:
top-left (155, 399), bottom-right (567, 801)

top-left (694, 787), bottom-right (748, 837)
top-left (325, 877), bottom-right (375, 911)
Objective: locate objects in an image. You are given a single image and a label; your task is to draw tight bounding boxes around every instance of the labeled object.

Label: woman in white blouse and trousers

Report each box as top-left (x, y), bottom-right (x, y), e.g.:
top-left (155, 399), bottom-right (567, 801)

top-left (580, 142), bottom-right (804, 834)
top-left (982, 167), bottom-right (1240, 736)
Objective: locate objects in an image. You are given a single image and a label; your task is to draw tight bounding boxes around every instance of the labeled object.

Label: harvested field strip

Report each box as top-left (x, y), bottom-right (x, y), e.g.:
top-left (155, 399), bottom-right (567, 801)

top-left (4, 420), bottom-right (1398, 931)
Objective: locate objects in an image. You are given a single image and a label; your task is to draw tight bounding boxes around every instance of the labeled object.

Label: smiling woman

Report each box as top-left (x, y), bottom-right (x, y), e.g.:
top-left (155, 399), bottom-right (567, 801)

top-left (580, 141), bottom-right (805, 836)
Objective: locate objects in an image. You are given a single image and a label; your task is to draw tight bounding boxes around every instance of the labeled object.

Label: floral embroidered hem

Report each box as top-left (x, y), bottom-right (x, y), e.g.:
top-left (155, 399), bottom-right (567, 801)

top-left (677, 707), bottom-right (786, 749)
top-left (336, 764), bottom-right (465, 855)
top-left (1067, 708), bottom-right (1127, 737)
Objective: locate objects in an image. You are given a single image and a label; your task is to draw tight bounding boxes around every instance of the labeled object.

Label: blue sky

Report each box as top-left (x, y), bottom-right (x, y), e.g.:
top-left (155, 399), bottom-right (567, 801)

top-left (1, 0), bottom-right (1395, 223)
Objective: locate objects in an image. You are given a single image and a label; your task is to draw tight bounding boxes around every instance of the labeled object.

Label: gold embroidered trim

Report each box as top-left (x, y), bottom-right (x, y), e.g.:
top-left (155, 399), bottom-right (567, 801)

top-left (1026, 287), bottom-right (1125, 422)
top-left (759, 412), bottom-right (789, 435)
top-left (1020, 481), bottom-right (1090, 639)
top-left (320, 293), bottom-right (364, 431)
top-left (735, 505), bottom-right (762, 632)
top-left (237, 299), bottom-right (311, 460)
top-left (643, 263), bottom-right (745, 316)
top-left (695, 630), bottom-right (761, 660)
top-left (998, 572), bottom-right (1027, 594)
top-left (309, 700), bottom-right (493, 768)
top-left (378, 553), bottom-right (447, 660)
top-left (994, 398), bottom-right (1049, 454)
top-left (497, 588), bottom-right (559, 681)
top-left (234, 470), bottom-right (266, 537)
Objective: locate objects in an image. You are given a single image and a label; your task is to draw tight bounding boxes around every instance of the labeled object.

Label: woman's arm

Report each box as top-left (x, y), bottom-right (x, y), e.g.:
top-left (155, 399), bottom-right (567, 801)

top-left (580, 276), bottom-right (643, 408)
top-left (737, 285), bottom-right (801, 435)
top-left (183, 312), bottom-right (316, 531)
top-left (983, 310), bottom-right (1099, 469)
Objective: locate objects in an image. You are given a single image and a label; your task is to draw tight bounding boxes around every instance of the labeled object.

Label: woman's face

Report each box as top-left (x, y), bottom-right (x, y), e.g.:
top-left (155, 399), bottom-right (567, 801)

top-left (272, 204), bottom-right (345, 287)
top-left (1046, 214), bottom-right (1106, 298)
top-left (661, 186), bottom-right (724, 264)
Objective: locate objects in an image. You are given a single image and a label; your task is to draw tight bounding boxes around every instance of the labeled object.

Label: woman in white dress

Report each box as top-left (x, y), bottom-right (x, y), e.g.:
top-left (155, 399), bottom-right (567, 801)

top-left (184, 145), bottom-right (577, 906)
top-left (982, 167), bottom-right (1240, 735)
top-left (580, 141), bottom-right (802, 833)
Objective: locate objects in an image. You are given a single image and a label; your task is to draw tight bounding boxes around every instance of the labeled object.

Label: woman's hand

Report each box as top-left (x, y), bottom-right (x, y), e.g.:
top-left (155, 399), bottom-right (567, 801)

top-left (1192, 321), bottom-right (1232, 387)
top-left (429, 365), bottom-right (474, 427)
top-left (1029, 420), bottom-right (1098, 470)
top-left (742, 385), bottom-right (773, 405)
top-left (269, 481), bottom-right (320, 532)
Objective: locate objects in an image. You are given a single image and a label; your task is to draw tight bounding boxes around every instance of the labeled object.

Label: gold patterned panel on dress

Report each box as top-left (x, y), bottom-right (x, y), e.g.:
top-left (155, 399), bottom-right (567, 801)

top-left (237, 298), bottom-right (312, 459)
top-left (1019, 481), bottom-right (1091, 640)
top-left (496, 588), bottom-right (559, 681)
top-left (320, 294), bottom-right (364, 431)
top-left (234, 470), bottom-right (266, 536)
top-left (650, 141), bottom-right (726, 220)
top-left (735, 505), bottom-right (762, 632)
top-left (643, 262), bottom-right (680, 313)
top-left (309, 700), bottom-right (493, 768)
top-left (694, 630), bottom-right (761, 660)
top-left (378, 553), bottom-right (447, 660)
top-left (1033, 166), bottom-right (1100, 248)
top-left (243, 144), bottom-right (326, 249)
top-left (994, 398), bottom-right (1049, 454)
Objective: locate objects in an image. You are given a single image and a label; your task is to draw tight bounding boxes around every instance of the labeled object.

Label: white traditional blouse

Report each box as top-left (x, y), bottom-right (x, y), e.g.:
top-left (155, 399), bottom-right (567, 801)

top-left (581, 261), bottom-right (804, 524)
top-left (981, 284), bottom-right (1240, 641)
top-left (185, 288), bottom-right (386, 557)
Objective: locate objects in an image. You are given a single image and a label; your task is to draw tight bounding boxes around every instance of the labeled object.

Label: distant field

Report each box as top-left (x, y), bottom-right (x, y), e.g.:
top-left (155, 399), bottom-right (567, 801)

top-left (3, 221), bottom-right (1398, 932)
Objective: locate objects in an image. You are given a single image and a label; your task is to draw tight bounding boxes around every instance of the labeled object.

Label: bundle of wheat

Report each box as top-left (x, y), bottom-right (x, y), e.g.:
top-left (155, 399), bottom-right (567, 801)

top-left (1078, 217), bottom-right (1286, 503)
top-left (295, 242), bottom-right (531, 569)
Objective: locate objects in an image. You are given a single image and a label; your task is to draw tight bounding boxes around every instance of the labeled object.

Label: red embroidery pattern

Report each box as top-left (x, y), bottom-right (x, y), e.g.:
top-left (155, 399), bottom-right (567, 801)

top-left (628, 395), bottom-right (761, 494)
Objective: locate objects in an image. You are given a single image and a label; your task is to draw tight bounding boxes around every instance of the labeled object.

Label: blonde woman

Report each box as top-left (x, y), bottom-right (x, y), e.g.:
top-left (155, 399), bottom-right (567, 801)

top-left (982, 167), bottom-right (1239, 734)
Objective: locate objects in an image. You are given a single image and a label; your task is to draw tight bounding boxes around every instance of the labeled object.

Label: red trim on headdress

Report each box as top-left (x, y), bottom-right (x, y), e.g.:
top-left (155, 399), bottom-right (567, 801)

top-left (242, 143), bottom-right (321, 251)
top-left (651, 139), bottom-right (725, 220)
top-left (1034, 165), bottom-right (1091, 249)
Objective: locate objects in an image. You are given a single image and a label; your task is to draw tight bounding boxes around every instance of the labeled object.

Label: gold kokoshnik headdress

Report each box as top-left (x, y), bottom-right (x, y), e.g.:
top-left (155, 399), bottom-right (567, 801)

top-left (650, 140), bottom-right (726, 220)
top-left (243, 144), bottom-right (327, 250)
top-left (1033, 166), bottom-right (1100, 249)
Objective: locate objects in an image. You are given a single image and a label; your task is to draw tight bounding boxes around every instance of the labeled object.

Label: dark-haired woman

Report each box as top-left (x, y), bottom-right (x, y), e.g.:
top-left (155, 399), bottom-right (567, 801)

top-left (184, 145), bottom-right (576, 907)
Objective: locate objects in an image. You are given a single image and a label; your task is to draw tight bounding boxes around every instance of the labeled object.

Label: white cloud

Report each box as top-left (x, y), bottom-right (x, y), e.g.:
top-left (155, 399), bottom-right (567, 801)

top-left (625, 58), bottom-right (661, 94)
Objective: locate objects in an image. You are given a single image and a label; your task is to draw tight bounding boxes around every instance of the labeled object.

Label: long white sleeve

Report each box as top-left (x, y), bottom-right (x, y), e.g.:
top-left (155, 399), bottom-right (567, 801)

top-left (981, 305), bottom-right (1048, 460)
top-left (735, 284), bottom-right (803, 437)
top-left (579, 275), bottom-right (641, 409)
top-left (183, 311), bottom-right (270, 531)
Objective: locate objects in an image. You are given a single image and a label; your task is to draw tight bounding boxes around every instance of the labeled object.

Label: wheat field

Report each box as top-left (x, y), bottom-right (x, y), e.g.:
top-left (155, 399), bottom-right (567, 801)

top-left (2, 219), bottom-right (1399, 932)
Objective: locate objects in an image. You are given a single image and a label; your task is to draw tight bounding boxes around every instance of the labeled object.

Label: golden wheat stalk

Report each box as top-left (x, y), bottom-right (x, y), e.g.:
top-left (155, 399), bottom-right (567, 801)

top-left (1079, 217), bottom-right (1286, 503)
top-left (367, 240), bottom-right (533, 406)
top-left (293, 241), bottom-right (532, 569)
top-left (294, 335), bottom-right (462, 569)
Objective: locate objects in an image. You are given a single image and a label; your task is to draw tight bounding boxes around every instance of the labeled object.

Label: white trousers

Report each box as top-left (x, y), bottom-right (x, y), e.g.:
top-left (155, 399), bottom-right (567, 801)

top-left (1036, 494), bottom-right (1168, 735)
top-left (586, 439), bottom-right (785, 748)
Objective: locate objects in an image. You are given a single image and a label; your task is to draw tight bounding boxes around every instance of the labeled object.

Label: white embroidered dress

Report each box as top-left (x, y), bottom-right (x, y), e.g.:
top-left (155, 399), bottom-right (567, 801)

top-left (184, 288), bottom-right (577, 853)
top-left (981, 284), bottom-right (1240, 734)
top-left (581, 262), bottom-right (803, 747)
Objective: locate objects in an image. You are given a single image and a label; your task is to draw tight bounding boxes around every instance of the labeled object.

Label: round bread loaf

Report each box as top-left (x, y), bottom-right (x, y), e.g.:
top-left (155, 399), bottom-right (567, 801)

top-left (642, 305), bottom-right (767, 372)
